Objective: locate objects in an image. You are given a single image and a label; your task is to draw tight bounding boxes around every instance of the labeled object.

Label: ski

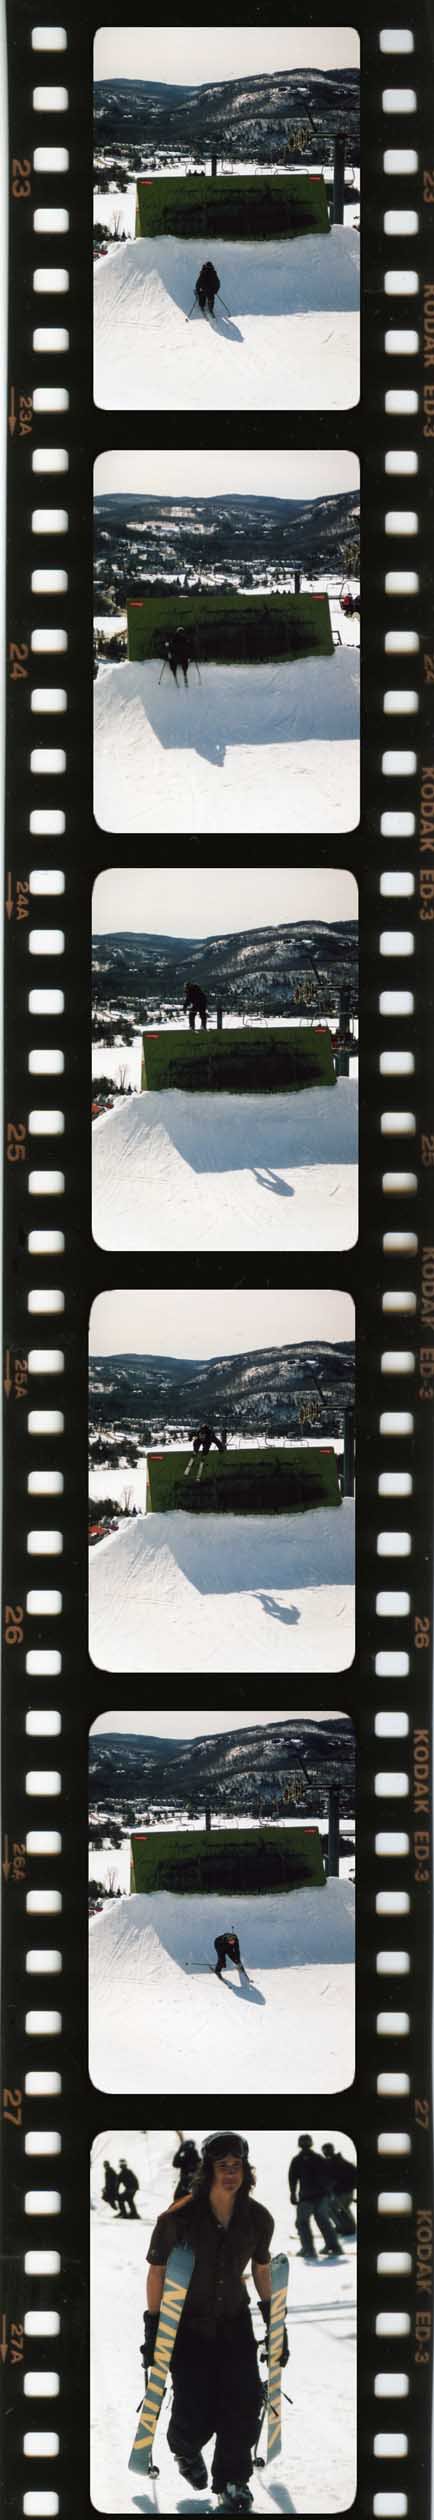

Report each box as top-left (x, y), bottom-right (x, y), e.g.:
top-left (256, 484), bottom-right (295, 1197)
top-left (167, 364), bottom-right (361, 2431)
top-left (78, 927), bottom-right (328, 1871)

top-left (207, 1964), bottom-right (253, 1986)
top-left (128, 2243), bottom-right (195, 2476)
top-left (265, 2252), bottom-right (289, 2464)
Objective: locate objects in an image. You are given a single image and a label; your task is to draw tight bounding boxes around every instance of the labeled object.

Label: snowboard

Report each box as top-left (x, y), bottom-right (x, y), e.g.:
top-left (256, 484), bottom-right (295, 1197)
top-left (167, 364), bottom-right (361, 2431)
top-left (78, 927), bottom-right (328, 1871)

top-left (265, 2252), bottom-right (289, 2464)
top-left (128, 2242), bottom-right (195, 2476)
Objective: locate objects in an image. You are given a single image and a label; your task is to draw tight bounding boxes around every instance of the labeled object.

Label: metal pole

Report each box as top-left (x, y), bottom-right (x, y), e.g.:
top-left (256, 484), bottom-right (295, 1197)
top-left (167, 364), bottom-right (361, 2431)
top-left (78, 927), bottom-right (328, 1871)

top-left (333, 132), bottom-right (346, 225)
top-left (328, 1784), bottom-right (340, 1877)
top-left (205, 1804), bottom-right (211, 1832)
top-left (211, 152), bottom-right (217, 178)
top-left (216, 1003), bottom-right (223, 1030)
top-left (343, 1404), bottom-right (355, 1496)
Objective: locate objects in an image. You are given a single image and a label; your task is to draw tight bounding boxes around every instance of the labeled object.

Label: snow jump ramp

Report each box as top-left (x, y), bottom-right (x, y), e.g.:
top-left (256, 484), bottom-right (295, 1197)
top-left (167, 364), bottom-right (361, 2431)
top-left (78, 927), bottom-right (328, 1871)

top-left (88, 1503), bottom-right (356, 1674)
top-left (91, 1075), bottom-right (358, 1254)
top-left (95, 229), bottom-right (359, 327)
top-left (94, 654), bottom-right (360, 835)
top-left (94, 230), bottom-right (360, 412)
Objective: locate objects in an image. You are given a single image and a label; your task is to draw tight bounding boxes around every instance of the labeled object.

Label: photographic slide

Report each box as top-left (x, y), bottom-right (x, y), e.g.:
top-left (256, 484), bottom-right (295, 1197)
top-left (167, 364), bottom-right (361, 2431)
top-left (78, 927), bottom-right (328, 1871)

top-left (88, 1288), bottom-right (356, 1676)
top-left (94, 25), bottom-right (360, 410)
top-left (89, 1710), bottom-right (355, 2096)
top-left (91, 2122), bottom-right (357, 2510)
top-left (91, 863), bottom-right (358, 1255)
top-left (94, 449), bottom-right (360, 837)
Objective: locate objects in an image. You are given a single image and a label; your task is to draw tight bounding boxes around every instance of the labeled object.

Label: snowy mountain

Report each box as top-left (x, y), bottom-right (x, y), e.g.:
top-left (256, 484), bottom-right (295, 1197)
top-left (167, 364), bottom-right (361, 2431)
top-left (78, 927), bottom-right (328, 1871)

top-left (94, 67), bottom-right (360, 163)
top-left (89, 1338), bottom-right (355, 1445)
top-left (89, 1714), bottom-right (355, 1811)
top-left (92, 918), bottom-right (358, 1023)
top-left (94, 489), bottom-right (360, 610)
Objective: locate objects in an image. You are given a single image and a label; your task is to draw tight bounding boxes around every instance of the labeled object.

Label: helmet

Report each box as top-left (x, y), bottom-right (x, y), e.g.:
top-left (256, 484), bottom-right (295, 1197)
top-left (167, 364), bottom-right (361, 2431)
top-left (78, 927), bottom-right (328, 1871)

top-left (201, 2131), bottom-right (248, 2162)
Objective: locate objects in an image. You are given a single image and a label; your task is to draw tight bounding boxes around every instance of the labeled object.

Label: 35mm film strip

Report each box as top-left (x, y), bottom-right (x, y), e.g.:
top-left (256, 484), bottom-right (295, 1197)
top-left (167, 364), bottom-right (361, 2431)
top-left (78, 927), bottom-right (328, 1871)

top-left (2, 8), bottom-right (434, 2520)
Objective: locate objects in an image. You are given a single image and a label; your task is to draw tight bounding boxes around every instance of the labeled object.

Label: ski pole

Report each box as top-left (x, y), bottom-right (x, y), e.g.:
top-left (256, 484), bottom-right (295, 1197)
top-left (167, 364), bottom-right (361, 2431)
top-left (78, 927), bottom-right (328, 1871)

top-left (253, 2379), bottom-right (268, 2467)
top-left (158, 662), bottom-right (167, 685)
top-left (185, 298), bottom-right (197, 321)
top-left (195, 660), bottom-right (202, 685)
top-left (219, 295), bottom-right (232, 315)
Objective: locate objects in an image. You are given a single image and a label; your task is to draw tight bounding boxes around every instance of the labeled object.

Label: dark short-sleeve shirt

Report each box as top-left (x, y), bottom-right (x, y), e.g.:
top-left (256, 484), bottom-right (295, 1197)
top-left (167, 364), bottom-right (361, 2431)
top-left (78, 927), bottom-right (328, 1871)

top-left (147, 2196), bottom-right (274, 2329)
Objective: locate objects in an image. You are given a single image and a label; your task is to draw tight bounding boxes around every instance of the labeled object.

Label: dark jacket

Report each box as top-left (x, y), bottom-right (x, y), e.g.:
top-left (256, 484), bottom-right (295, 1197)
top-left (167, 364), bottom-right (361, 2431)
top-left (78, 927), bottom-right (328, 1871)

top-left (147, 2192), bottom-right (273, 2334)
top-left (173, 2141), bottom-right (200, 2178)
top-left (184, 982), bottom-right (207, 1018)
top-left (324, 2151), bottom-right (356, 2198)
top-left (289, 2149), bottom-right (329, 2205)
top-left (102, 2164), bottom-right (118, 2207)
top-left (197, 261), bottom-right (220, 293)
top-left (215, 1932), bottom-right (241, 1963)
top-left (118, 2165), bottom-right (139, 2199)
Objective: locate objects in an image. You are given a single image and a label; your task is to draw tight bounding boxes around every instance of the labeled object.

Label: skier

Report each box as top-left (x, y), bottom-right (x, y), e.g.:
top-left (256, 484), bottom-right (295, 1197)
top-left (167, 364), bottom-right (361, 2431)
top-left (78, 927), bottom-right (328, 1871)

top-left (173, 2137), bottom-right (201, 2201)
top-left (340, 592), bottom-right (360, 617)
top-left (143, 2129), bottom-right (288, 2509)
top-left (102, 2160), bottom-right (120, 2216)
top-left (321, 2144), bottom-right (357, 2237)
top-left (190, 1422), bottom-right (225, 1457)
top-left (117, 2158), bottom-right (140, 2220)
top-left (195, 258), bottom-right (220, 318)
top-left (288, 2136), bottom-right (344, 2260)
top-left (163, 628), bottom-right (192, 687)
top-left (214, 1929), bottom-right (248, 1984)
top-left (184, 979), bottom-right (208, 1030)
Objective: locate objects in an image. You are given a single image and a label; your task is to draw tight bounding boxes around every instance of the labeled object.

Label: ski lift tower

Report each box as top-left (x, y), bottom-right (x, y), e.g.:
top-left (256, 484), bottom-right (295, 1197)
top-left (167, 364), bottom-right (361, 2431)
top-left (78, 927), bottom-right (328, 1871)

top-left (333, 132), bottom-right (346, 224)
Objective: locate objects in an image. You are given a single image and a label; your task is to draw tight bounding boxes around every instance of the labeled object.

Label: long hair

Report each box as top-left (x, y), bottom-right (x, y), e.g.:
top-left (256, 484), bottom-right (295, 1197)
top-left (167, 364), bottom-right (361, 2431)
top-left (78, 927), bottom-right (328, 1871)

top-left (177, 2147), bottom-right (256, 2250)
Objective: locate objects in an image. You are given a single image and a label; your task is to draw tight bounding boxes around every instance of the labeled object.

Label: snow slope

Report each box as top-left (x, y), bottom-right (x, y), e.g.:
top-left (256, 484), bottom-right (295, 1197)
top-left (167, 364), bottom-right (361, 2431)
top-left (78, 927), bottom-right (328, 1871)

top-left (88, 1502), bottom-right (355, 1676)
top-left (91, 2125), bottom-right (356, 2512)
top-left (89, 1879), bottom-right (355, 2097)
top-left (94, 228), bottom-right (360, 410)
top-left (94, 654), bottom-right (359, 837)
top-left (92, 1076), bottom-right (358, 1252)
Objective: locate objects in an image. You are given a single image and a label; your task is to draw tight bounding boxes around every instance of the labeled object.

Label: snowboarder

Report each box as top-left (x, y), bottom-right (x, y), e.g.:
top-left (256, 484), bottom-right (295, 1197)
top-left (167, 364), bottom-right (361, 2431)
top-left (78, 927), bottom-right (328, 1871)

top-left (117, 2158), bottom-right (140, 2220)
top-left (321, 2144), bottom-right (357, 2237)
top-left (288, 2136), bottom-right (344, 2260)
top-left (214, 1929), bottom-right (248, 1984)
top-left (195, 259), bottom-right (220, 318)
top-left (172, 2137), bottom-right (201, 2201)
top-left (184, 979), bottom-right (208, 1030)
top-left (102, 2160), bottom-right (120, 2216)
top-left (143, 2130), bottom-right (287, 2507)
